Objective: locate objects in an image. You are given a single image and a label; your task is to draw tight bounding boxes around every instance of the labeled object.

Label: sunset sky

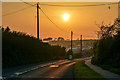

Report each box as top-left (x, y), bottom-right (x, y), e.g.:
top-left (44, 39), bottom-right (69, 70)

top-left (2, 2), bottom-right (118, 40)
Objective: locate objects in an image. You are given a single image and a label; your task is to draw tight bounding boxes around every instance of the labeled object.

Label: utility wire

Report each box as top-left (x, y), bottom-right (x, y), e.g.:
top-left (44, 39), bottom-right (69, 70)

top-left (38, 5), bottom-right (70, 33)
top-left (20, 0), bottom-right (37, 7)
top-left (39, 2), bottom-right (118, 7)
top-left (4, 1), bottom-right (117, 39)
top-left (18, 1), bottom-right (70, 33)
top-left (38, 2), bottom-right (118, 34)
top-left (19, 0), bottom-right (118, 7)
top-left (3, 4), bottom-right (36, 17)
top-left (3, 0), bottom-right (37, 17)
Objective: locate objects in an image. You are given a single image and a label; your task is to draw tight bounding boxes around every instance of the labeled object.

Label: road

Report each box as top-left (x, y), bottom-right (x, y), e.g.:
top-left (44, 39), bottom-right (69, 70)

top-left (19, 61), bottom-right (75, 78)
top-left (3, 57), bottom-right (90, 79)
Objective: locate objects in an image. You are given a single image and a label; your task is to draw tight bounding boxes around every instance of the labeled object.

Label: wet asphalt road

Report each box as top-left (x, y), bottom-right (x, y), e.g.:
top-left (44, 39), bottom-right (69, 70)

top-left (3, 58), bottom-right (90, 79)
top-left (19, 61), bottom-right (76, 78)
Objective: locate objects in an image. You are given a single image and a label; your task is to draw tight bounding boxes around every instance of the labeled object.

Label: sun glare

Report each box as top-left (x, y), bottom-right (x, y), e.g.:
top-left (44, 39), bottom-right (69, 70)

top-left (62, 13), bottom-right (69, 21)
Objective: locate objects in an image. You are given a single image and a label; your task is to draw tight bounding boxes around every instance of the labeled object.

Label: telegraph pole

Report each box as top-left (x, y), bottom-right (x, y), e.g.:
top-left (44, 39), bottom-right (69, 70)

top-left (80, 35), bottom-right (82, 53)
top-left (118, 1), bottom-right (120, 38)
top-left (118, 1), bottom-right (120, 19)
top-left (97, 33), bottom-right (99, 40)
top-left (37, 3), bottom-right (39, 39)
top-left (71, 31), bottom-right (73, 56)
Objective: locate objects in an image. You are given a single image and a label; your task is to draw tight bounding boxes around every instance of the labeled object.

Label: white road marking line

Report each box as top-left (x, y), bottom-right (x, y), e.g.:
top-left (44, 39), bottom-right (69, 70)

top-left (10, 60), bottom-right (68, 77)
top-left (50, 65), bottom-right (59, 68)
top-left (50, 77), bottom-right (55, 78)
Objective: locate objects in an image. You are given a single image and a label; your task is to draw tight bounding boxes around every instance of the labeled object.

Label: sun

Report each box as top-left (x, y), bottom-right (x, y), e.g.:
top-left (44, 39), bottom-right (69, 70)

top-left (62, 13), bottom-right (69, 21)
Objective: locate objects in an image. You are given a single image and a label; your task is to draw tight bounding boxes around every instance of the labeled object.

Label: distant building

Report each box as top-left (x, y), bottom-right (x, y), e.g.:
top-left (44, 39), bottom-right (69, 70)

top-left (42, 37), bottom-right (53, 43)
top-left (57, 37), bottom-right (64, 41)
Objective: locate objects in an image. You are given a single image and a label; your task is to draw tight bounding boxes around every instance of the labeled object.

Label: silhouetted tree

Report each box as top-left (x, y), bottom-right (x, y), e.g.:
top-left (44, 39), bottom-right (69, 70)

top-left (58, 37), bottom-right (64, 41)
top-left (97, 18), bottom-right (120, 39)
top-left (92, 18), bottom-right (120, 68)
top-left (5, 26), bottom-right (10, 32)
top-left (2, 27), bottom-right (4, 31)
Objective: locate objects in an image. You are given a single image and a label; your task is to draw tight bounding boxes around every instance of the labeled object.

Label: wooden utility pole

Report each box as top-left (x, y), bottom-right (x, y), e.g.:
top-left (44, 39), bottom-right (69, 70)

top-left (118, 1), bottom-right (120, 19)
top-left (71, 31), bottom-right (73, 56)
top-left (97, 33), bottom-right (99, 39)
top-left (118, 1), bottom-right (120, 38)
top-left (37, 3), bottom-right (39, 39)
top-left (80, 35), bottom-right (82, 53)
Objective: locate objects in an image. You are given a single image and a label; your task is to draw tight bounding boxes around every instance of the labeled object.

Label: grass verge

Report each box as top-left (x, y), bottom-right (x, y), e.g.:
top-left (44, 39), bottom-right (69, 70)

top-left (74, 61), bottom-right (107, 79)
top-left (100, 65), bottom-right (120, 75)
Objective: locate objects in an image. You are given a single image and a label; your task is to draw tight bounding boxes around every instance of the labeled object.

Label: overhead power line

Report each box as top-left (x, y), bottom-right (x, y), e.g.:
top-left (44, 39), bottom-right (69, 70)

top-left (19, 1), bottom-right (70, 33)
top-left (39, 2), bottom-right (118, 7)
top-left (3, 4), bottom-right (36, 17)
top-left (3, 0), bottom-right (37, 17)
top-left (19, 0), bottom-right (37, 7)
top-left (3, 1), bottom-right (118, 38)
top-left (38, 5), bottom-right (69, 33)
top-left (4, 0), bottom-right (69, 33)
top-left (19, 0), bottom-right (118, 7)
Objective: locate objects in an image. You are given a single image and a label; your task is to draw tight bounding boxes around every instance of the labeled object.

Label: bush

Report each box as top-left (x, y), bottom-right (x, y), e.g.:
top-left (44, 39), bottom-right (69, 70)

top-left (92, 36), bottom-right (120, 68)
top-left (2, 27), bottom-right (67, 68)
